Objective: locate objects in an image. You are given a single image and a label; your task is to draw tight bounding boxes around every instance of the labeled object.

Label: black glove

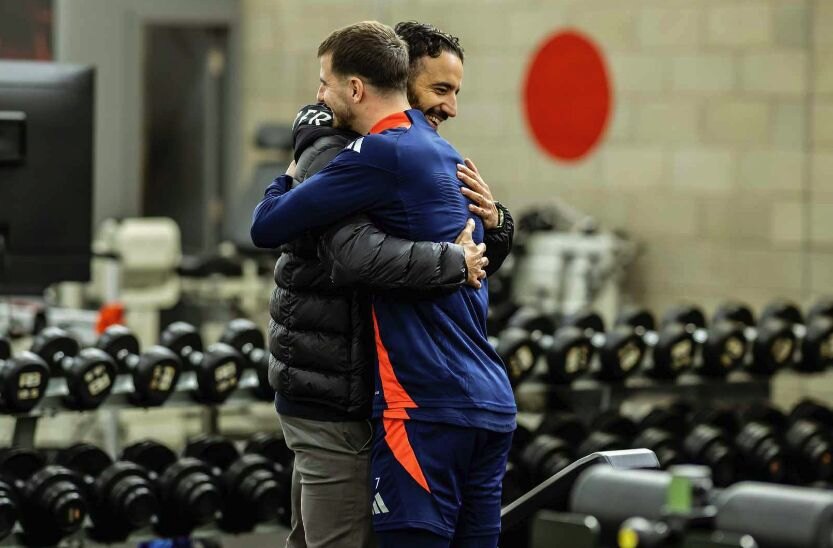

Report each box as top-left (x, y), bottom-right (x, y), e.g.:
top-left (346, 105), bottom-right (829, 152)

top-left (292, 103), bottom-right (358, 162)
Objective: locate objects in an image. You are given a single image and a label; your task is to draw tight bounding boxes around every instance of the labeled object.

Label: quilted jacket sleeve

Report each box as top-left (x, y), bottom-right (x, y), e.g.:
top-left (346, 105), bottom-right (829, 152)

top-left (317, 216), bottom-right (467, 292)
top-left (483, 202), bottom-right (514, 276)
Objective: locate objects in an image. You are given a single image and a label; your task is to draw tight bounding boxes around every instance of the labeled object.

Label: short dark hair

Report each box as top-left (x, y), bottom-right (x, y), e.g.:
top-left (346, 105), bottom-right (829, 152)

top-left (394, 21), bottom-right (465, 68)
top-left (318, 21), bottom-right (409, 94)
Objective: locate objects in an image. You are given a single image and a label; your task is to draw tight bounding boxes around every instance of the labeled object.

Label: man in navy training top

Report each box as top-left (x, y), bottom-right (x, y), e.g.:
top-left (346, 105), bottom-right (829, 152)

top-left (251, 21), bottom-right (516, 548)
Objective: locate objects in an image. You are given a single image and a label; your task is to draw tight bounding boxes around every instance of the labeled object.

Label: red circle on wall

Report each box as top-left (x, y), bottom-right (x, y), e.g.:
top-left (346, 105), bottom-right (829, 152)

top-left (523, 30), bottom-right (612, 162)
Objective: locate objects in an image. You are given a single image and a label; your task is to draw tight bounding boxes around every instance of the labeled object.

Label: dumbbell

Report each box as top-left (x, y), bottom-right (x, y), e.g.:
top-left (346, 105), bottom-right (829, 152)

top-left (159, 322), bottom-right (244, 403)
top-left (0, 447), bottom-right (87, 545)
top-left (732, 404), bottom-right (790, 484)
top-left (121, 439), bottom-right (222, 536)
top-left (785, 400), bottom-right (833, 484)
top-left (662, 305), bottom-right (747, 377)
top-left (96, 324), bottom-right (182, 407)
top-left (55, 442), bottom-right (158, 542)
top-left (578, 411), bottom-right (635, 457)
top-left (244, 432), bottom-right (294, 526)
top-left (219, 319), bottom-right (273, 401)
top-left (493, 307), bottom-right (553, 387)
top-left (185, 435), bottom-right (287, 532)
top-left (30, 327), bottom-right (117, 409)
top-left (615, 306), bottom-right (695, 380)
top-left (0, 335), bottom-right (50, 413)
top-left (0, 451), bottom-right (15, 542)
top-left (713, 301), bottom-right (798, 374)
top-left (757, 300), bottom-right (833, 373)
top-left (682, 411), bottom-right (739, 487)
top-left (631, 408), bottom-right (687, 469)
top-left (520, 412), bottom-right (586, 485)
top-left (562, 309), bottom-right (646, 382)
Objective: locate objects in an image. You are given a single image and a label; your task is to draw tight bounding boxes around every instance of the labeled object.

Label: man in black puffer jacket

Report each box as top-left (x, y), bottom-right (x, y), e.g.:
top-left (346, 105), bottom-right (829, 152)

top-left (270, 102), bottom-right (500, 548)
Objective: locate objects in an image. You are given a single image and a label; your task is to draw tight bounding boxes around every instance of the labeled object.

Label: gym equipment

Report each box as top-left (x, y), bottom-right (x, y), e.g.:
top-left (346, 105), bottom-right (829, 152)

top-left (501, 448), bottom-right (659, 531)
top-left (159, 322), bottom-right (244, 403)
top-left (96, 324), bottom-right (182, 406)
top-left (663, 305), bottom-right (748, 376)
top-left (682, 422), bottom-right (738, 487)
top-left (0, 447), bottom-right (87, 545)
top-left (55, 442), bottom-right (158, 542)
top-left (713, 301), bottom-right (797, 374)
top-left (616, 306), bottom-right (695, 379)
top-left (185, 435), bottom-right (287, 532)
top-left (521, 413), bottom-right (586, 485)
top-left (760, 300), bottom-right (833, 373)
top-left (121, 439), bottom-right (222, 537)
top-left (562, 309), bottom-right (646, 381)
top-left (570, 464), bottom-right (833, 548)
top-left (696, 406), bottom-right (788, 484)
top-left (30, 326), bottom-right (117, 409)
top-left (785, 401), bottom-right (833, 483)
top-left (495, 307), bottom-right (553, 387)
top-left (0, 335), bottom-right (50, 413)
top-left (219, 319), bottom-right (273, 401)
top-left (579, 412), bottom-right (635, 456)
top-left (631, 409), bottom-right (687, 469)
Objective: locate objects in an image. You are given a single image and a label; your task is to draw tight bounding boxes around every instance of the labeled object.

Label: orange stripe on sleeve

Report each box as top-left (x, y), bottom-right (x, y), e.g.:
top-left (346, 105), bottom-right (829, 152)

top-left (383, 417), bottom-right (430, 493)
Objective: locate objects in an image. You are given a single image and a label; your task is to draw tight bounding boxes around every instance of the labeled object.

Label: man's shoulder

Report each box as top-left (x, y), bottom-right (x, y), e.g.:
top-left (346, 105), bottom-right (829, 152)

top-left (329, 132), bottom-right (400, 173)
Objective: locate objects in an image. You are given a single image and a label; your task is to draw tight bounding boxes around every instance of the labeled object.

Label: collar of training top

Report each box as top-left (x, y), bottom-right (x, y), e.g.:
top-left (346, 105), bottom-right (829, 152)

top-left (369, 111), bottom-right (412, 134)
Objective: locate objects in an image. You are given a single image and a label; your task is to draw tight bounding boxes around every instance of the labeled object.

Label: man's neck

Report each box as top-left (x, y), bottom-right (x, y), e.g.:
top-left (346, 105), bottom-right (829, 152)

top-left (353, 95), bottom-right (411, 135)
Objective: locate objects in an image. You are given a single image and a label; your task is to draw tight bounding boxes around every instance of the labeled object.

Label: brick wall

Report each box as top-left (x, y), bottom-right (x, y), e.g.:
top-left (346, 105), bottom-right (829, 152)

top-left (238, 0), bottom-right (831, 318)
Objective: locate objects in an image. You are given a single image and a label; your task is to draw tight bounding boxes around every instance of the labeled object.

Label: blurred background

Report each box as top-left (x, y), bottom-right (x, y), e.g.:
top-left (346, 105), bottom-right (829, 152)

top-left (2, 1), bottom-right (833, 545)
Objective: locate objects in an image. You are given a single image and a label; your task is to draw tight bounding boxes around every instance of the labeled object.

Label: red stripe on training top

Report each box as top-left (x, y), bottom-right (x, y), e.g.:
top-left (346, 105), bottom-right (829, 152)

top-left (369, 111), bottom-right (411, 134)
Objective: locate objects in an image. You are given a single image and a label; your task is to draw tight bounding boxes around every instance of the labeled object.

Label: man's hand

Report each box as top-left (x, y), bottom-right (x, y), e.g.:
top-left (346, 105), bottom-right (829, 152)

top-left (286, 160), bottom-right (297, 178)
top-left (458, 158), bottom-right (499, 230)
top-left (455, 218), bottom-right (488, 289)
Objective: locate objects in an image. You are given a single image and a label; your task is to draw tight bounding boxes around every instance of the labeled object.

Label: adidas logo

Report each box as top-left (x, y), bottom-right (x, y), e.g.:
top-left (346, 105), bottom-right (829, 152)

top-left (345, 137), bottom-right (364, 153)
top-left (371, 492), bottom-right (389, 515)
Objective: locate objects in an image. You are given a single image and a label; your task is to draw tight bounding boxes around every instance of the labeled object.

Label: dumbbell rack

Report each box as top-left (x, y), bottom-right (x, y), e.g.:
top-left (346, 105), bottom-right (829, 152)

top-left (514, 372), bottom-right (771, 419)
top-left (8, 368), bottom-right (269, 449)
top-left (3, 369), bottom-right (290, 548)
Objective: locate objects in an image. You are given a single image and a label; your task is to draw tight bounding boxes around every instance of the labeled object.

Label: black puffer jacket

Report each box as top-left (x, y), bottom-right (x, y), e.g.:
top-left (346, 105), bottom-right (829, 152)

top-left (268, 106), bottom-right (470, 421)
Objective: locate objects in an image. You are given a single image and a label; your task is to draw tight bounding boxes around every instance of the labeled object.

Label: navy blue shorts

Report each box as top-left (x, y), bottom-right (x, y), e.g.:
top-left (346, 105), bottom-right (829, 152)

top-left (370, 418), bottom-right (513, 539)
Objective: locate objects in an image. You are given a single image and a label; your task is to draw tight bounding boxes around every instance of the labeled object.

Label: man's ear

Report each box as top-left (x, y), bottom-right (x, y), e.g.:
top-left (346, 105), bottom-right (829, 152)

top-left (349, 77), bottom-right (364, 103)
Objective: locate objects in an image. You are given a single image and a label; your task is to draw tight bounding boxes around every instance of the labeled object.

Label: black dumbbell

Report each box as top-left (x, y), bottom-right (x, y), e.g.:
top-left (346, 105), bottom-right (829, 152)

top-left (761, 300), bottom-right (833, 373)
top-left (579, 411), bottom-right (636, 457)
top-left (616, 306), bottom-right (695, 380)
top-left (631, 408), bottom-right (687, 469)
top-left (219, 319), bottom-right (273, 401)
top-left (121, 439), bottom-right (222, 537)
top-left (785, 400), bottom-right (833, 484)
top-left (96, 324), bottom-right (182, 407)
top-left (734, 404), bottom-right (789, 484)
top-left (662, 304), bottom-right (747, 377)
top-left (159, 322), bottom-right (244, 403)
top-left (691, 406), bottom-right (787, 484)
top-left (520, 412), bottom-right (586, 485)
top-left (494, 307), bottom-right (559, 387)
top-left (30, 327), bottom-right (117, 409)
top-left (563, 309), bottom-right (646, 382)
top-left (0, 448), bottom-right (87, 545)
top-left (713, 301), bottom-right (798, 375)
top-left (244, 432), bottom-right (294, 526)
top-left (0, 335), bottom-right (49, 413)
top-left (55, 442), bottom-right (158, 542)
top-left (185, 435), bottom-right (287, 532)
top-left (682, 415), bottom-right (738, 487)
